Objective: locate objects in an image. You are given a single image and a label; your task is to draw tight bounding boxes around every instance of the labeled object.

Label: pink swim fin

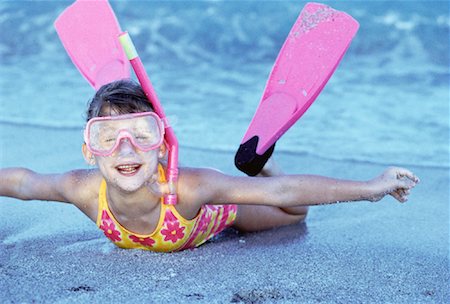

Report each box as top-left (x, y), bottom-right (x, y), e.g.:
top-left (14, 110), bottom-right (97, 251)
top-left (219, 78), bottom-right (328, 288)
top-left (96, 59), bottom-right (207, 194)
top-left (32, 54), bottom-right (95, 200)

top-left (235, 3), bottom-right (359, 176)
top-left (54, 0), bottom-right (130, 90)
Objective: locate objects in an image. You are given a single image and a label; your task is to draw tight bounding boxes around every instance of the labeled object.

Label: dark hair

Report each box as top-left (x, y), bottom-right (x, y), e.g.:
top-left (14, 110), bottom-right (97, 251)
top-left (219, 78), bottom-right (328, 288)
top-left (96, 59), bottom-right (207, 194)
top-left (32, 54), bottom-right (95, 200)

top-left (86, 79), bottom-right (154, 121)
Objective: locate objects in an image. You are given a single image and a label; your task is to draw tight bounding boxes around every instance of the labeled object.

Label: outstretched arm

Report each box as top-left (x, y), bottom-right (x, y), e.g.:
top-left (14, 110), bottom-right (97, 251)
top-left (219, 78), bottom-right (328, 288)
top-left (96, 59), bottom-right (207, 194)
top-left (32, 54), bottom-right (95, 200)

top-left (0, 168), bottom-right (58, 201)
top-left (185, 167), bottom-right (419, 207)
top-left (0, 167), bottom-right (98, 204)
top-left (1, 168), bottom-right (70, 202)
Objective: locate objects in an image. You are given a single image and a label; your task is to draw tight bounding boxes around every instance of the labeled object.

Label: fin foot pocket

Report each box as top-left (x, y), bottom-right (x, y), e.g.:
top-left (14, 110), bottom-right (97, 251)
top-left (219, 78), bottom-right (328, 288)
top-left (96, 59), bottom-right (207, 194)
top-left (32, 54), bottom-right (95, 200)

top-left (234, 136), bottom-right (276, 176)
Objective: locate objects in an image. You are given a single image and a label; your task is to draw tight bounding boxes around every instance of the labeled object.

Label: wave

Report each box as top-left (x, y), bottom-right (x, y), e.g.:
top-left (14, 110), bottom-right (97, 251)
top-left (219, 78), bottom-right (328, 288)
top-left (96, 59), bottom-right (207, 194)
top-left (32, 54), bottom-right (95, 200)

top-left (1, 1), bottom-right (448, 66)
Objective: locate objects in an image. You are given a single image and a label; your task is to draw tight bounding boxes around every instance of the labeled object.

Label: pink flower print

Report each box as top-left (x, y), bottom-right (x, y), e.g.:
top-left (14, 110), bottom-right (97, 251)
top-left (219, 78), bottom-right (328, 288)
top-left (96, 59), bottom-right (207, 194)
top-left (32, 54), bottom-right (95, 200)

top-left (101, 210), bottom-right (109, 221)
top-left (99, 210), bottom-right (121, 242)
top-left (161, 222), bottom-right (185, 243)
top-left (165, 209), bottom-right (178, 222)
top-left (129, 235), bottom-right (155, 247)
top-left (100, 221), bottom-right (121, 242)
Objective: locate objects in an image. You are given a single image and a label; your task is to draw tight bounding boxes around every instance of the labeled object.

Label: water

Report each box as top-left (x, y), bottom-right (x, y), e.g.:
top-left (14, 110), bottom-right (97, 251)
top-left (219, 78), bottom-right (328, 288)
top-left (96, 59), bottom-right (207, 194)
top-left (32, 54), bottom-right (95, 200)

top-left (1, 0), bottom-right (449, 169)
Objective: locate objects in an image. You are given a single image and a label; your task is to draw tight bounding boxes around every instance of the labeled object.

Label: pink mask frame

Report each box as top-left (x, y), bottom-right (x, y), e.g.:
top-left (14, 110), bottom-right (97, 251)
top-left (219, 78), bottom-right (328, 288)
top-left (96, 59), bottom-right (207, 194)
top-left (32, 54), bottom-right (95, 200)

top-left (84, 111), bottom-right (165, 157)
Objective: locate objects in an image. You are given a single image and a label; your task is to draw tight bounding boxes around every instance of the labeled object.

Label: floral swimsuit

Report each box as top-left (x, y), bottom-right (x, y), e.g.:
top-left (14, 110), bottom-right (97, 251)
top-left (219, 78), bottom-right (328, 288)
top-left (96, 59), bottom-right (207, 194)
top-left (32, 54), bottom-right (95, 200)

top-left (96, 165), bottom-right (237, 252)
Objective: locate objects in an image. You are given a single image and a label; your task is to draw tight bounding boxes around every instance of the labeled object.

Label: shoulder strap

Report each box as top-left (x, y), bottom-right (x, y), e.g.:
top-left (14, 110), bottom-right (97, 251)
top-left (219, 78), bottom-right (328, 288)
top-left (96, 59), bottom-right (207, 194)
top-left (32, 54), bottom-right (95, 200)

top-left (96, 180), bottom-right (107, 226)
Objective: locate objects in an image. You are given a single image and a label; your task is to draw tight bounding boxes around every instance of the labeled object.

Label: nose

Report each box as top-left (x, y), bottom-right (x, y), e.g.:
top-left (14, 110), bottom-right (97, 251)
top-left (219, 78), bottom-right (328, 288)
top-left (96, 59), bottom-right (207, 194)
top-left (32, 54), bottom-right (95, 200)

top-left (116, 138), bottom-right (136, 155)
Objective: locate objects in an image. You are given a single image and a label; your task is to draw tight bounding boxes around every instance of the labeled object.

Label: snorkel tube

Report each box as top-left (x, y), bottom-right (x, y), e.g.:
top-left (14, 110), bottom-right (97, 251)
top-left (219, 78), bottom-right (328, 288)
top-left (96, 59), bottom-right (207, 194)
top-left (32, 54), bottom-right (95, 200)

top-left (119, 32), bottom-right (179, 205)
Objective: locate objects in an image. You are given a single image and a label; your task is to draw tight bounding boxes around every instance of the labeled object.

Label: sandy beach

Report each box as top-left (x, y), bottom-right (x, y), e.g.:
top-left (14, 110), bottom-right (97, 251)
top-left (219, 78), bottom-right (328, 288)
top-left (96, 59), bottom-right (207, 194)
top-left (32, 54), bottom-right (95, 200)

top-left (1, 124), bottom-right (448, 303)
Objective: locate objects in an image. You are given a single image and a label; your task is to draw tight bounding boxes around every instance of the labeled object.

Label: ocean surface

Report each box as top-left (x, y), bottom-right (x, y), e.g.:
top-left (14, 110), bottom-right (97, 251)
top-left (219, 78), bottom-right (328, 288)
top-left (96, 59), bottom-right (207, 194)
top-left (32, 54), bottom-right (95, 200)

top-left (1, 0), bottom-right (449, 169)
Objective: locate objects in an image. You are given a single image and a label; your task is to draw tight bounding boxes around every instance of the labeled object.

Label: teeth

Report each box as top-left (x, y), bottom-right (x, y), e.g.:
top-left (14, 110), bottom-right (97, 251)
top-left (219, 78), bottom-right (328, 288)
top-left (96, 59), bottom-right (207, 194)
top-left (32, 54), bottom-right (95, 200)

top-left (118, 165), bottom-right (138, 169)
top-left (117, 164), bottom-right (140, 174)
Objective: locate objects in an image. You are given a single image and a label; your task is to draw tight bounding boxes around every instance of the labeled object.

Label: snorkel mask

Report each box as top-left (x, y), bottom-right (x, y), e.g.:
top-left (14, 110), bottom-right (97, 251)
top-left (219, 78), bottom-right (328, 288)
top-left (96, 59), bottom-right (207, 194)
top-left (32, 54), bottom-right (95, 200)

top-left (84, 111), bottom-right (165, 157)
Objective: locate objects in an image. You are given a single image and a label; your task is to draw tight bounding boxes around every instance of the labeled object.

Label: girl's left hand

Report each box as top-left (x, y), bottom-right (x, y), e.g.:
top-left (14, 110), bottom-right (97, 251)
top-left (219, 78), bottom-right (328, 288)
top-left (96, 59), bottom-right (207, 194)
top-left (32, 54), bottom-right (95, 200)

top-left (367, 167), bottom-right (420, 203)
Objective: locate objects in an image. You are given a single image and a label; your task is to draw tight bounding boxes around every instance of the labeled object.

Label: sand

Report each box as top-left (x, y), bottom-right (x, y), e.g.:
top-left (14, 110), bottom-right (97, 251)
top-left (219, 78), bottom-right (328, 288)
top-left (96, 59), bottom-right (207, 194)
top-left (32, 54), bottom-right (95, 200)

top-left (0, 124), bottom-right (449, 303)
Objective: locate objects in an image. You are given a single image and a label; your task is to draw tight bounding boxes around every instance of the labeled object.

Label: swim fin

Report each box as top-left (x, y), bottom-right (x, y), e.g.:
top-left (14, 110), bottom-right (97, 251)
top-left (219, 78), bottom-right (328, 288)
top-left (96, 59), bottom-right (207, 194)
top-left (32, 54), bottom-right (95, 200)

top-left (54, 0), bottom-right (130, 90)
top-left (235, 3), bottom-right (359, 176)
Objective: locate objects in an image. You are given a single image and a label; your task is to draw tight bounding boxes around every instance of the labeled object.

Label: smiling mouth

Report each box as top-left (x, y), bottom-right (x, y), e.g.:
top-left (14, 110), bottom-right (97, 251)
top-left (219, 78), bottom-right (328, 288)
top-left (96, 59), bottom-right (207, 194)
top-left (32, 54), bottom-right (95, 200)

top-left (116, 164), bottom-right (142, 176)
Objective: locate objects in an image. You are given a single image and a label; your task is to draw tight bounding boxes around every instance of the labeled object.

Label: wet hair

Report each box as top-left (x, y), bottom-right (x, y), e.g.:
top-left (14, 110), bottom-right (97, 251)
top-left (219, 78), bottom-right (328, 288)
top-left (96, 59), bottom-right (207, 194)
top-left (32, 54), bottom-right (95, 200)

top-left (86, 79), bottom-right (154, 121)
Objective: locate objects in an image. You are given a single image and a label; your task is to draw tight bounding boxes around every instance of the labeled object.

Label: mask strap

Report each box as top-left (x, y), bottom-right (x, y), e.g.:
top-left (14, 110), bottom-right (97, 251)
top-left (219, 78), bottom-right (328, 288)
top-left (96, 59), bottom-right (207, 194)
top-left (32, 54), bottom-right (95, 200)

top-left (161, 117), bottom-right (170, 129)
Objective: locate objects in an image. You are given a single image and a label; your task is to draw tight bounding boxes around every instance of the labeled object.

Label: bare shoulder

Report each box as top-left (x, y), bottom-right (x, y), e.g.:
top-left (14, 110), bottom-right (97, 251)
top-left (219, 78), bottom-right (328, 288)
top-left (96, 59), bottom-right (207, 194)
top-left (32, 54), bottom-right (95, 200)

top-left (172, 167), bottom-right (226, 217)
top-left (176, 167), bottom-right (238, 206)
top-left (178, 166), bottom-right (224, 180)
top-left (177, 167), bottom-right (227, 189)
top-left (58, 169), bottom-right (103, 218)
top-left (175, 166), bottom-right (283, 207)
top-left (61, 169), bottom-right (102, 199)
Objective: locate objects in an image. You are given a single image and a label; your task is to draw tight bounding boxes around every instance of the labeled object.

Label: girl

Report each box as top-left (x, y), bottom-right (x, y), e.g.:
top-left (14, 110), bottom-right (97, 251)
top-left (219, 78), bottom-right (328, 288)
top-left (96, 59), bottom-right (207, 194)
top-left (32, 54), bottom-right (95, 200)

top-left (0, 79), bottom-right (419, 252)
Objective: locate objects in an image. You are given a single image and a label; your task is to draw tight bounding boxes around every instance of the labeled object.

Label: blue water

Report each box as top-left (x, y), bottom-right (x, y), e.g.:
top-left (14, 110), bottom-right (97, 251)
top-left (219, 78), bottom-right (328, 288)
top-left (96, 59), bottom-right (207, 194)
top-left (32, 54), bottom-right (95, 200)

top-left (1, 0), bottom-right (449, 169)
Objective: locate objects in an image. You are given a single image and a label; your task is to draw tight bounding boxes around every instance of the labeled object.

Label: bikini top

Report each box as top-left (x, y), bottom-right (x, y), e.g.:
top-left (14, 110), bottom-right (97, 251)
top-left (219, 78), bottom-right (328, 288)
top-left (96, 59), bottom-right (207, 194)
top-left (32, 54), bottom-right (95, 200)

top-left (96, 165), bottom-right (237, 252)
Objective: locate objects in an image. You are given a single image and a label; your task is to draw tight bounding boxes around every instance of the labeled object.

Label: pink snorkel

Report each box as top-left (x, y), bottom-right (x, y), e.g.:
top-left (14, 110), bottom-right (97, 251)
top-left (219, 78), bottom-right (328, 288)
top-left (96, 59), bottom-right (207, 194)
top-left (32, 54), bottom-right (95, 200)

top-left (118, 32), bottom-right (179, 205)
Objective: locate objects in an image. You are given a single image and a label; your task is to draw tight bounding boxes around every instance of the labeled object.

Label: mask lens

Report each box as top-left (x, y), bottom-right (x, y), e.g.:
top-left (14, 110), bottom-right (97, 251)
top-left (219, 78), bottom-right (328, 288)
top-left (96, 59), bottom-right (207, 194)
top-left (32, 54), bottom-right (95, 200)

top-left (89, 122), bottom-right (118, 152)
top-left (131, 116), bottom-right (161, 147)
top-left (86, 112), bottom-right (164, 155)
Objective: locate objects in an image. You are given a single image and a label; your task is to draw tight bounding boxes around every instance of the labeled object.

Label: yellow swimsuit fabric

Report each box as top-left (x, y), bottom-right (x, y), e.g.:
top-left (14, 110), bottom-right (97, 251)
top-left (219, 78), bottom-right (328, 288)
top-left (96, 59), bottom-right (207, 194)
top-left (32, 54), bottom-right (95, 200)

top-left (96, 165), bottom-right (237, 252)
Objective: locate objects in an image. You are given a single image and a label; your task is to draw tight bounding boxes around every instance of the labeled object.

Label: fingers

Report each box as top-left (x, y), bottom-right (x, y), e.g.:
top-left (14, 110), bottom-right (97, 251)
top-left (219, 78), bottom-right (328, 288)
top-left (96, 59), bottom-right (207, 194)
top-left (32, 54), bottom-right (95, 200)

top-left (397, 178), bottom-right (416, 192)
top-left (371, 167), bottom-right (419, 204)
top-left (390, 187), bottom-right (410, 203)
top-left (385, 167), bottom-right (419, 203)
top-left (391, 167), bottom-right (419, 191)
top-left (392, 180), bottom-right (414, 203)
top-left (391, 190), bottom-right (407, 203)
top-left (392, 188), bottom-right (410, 203)
top-left (401, 188), bottom-right (411, 196)
top-left (394, 167), bottom-right (420, 184)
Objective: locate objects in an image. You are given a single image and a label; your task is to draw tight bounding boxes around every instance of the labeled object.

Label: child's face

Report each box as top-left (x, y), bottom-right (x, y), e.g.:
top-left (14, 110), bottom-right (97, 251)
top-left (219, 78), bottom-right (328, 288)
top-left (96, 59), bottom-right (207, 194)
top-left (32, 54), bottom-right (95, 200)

top-left (83, 111), bottom-right (165, 193)
top-left (94, 140), bottom-right (162, 193)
